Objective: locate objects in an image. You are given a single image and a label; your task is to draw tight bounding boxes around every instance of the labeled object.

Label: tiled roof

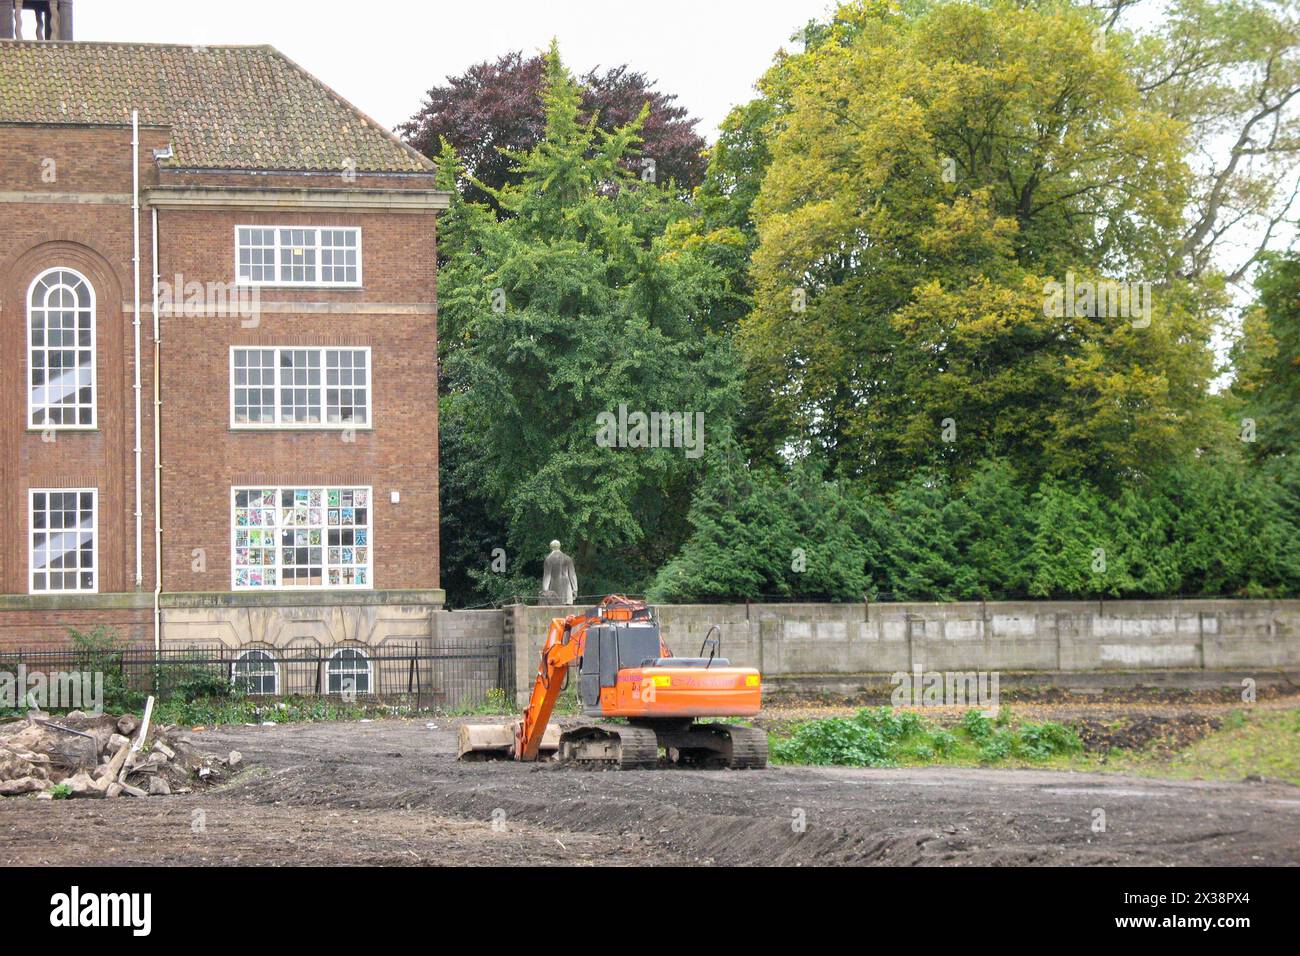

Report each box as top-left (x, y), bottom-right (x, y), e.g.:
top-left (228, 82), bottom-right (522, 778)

top-left (0, 40), bottom-right (434, 173)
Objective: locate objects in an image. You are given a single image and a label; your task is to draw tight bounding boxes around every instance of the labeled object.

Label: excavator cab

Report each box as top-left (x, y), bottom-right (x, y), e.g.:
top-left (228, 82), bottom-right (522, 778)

top-left (577, 617), bottom-right (743, 715)
top-left (578, 620), bottom-right (664, 713)
top-left (574, 608), bottom-right (759, 727)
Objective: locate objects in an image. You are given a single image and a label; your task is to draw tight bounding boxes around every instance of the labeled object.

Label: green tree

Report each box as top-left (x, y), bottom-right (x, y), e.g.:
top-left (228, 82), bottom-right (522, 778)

top-left (1232, 253), bottom-right (1300, 458)
top-left (439, 45), bottom-right (738, 594)
top-left (1028, 480), bottom-right (1125, 597)
top-left (1165, 457), bottom-right (1300, 596)
top-left (1108, 480), bottom-right (1183, 596)
top-left (1124, 0), bottom-right (1300, 284)
top-left (647, 441), bottom-right (870, 602)
top-left (739, 0), bottom-right (1220, 486)
top-left (950, 459), bottom-right (1035, 599)
top-left (880, 473), bottom-right (965, 600)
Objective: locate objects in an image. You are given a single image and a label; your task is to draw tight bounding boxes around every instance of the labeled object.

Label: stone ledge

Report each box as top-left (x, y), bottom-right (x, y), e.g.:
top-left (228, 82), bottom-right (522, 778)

top-left (160, 589), bottom-right (445, 609)
top-left (143, 185), bottom-right (450, 212)
top-left (0, 593), bottom-right (153, 612)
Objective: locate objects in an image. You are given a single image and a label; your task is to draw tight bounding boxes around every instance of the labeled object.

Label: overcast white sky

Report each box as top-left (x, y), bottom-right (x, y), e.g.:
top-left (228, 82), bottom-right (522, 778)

top-left (75, 0), bottom-right (837, 140)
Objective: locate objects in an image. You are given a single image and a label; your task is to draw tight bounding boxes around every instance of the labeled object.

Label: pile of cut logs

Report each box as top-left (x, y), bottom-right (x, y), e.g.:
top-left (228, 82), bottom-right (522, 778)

top-left (0, 698), bottom-right (242, 798)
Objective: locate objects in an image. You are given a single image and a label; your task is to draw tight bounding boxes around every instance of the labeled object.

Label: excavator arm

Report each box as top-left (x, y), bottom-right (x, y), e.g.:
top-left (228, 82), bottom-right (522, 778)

top-left (514, 595), bottom-right (644, 760)
top-left (514, 614), bottom-right (586, 760)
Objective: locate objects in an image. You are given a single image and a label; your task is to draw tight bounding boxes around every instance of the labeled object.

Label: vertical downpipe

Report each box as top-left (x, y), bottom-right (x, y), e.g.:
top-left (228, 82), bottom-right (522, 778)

top-left (132, 111), bottom-right (143, 591)
top-left (152, 207), bottom-right (162, 654)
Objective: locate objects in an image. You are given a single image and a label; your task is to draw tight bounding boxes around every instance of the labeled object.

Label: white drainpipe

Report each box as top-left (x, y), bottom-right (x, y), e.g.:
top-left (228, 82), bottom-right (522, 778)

top-left (131, 110), bottom-right (143, 590)
top-left (152, 206), bottom-right (163, 654)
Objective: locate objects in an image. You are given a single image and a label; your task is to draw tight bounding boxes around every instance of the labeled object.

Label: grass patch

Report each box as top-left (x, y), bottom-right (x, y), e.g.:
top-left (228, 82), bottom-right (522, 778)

top-left (768, 705), bottom-right (1300, 783)
top-left (769, 707), bottom-right (1082, 768)
top-left (1103, 708), bottom-right (1300, 785)
top-left (153, 695), bottom-right (416, 726)
top-left (446, 686), bottom-right (520, 716)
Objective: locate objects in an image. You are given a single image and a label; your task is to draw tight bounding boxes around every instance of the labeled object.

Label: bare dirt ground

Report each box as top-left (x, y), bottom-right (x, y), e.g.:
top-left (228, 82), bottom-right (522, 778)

top-left (2, 709), bottom-right (1296, 866)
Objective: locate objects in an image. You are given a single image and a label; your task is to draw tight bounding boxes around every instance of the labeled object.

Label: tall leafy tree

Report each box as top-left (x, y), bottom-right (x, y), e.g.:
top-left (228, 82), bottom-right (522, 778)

top-left (1121, 0), bottom-right (1300, 284)
top-left (1027, 480), bottom-right (1126, 597)
top-left (739, 0), bottom-right (1221, 487)
top-left (1162, 457), bottom-right (1300, 596)
top-left (880, 473), bottom-right (967, 600)
top-left (1231, 252), bottom-right (1300, 457)
top-left (949, 459), bottom-right (1036, 599)
top-left (439, 45), bottom-right (737, 596)
top-left (401, 50), bottom-right (707, 212)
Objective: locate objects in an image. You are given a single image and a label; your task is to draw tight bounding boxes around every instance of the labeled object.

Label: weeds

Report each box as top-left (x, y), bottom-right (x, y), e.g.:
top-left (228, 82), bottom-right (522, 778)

top-left (446, 686), bottom-right (517, 716)
top-left (152, 695), bottom-right (413, 726)
top-left (67, 625), bottom-right (146, 713)
top-left (770, 707), bottom-right (1083, 768)
top-left (770, 714), bottom-right (897, 767)
top-left (1016, 720), bottom-right (1083, 759)
top-left (961, 709), bottom-right (993, 742)
top-left (979, 730), bottom-right (1015, 762)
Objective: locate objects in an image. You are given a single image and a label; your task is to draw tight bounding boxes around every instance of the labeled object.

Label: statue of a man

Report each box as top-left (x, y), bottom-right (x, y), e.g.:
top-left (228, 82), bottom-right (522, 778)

top-left (541, 540), bottom-right (578, 605)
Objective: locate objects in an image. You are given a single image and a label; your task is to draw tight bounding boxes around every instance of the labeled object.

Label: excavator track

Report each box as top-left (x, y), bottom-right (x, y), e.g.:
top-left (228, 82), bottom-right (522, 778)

top-left (714, 724), bottom-right (769, 769)
top-left (557, 723), bottom-right (659, 770)
top-left (650, 721), bottom-right (769, 769)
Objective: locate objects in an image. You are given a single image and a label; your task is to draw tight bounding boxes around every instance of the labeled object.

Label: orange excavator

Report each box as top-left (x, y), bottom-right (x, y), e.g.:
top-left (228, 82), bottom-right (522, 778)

top-left (457, 595), bottom-right (767, 769)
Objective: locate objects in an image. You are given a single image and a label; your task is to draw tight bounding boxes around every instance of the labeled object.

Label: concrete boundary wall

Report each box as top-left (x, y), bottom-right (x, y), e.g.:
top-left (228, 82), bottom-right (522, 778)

top-left (505, 600), bottom-right (1300, 704)
top-left (6, 594), bottom-right (1294, 706)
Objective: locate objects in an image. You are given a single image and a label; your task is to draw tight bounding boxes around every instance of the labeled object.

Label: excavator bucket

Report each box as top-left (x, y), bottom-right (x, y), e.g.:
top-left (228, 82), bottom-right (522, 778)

top-left (456, 721), bottom-right (561, 761)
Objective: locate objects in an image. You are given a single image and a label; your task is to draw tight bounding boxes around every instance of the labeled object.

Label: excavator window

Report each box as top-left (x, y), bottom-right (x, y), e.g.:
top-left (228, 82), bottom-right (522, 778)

top-left (578, 622), bottom-right (662, 710)
top-left (616, 624), bottom-right (662, 672)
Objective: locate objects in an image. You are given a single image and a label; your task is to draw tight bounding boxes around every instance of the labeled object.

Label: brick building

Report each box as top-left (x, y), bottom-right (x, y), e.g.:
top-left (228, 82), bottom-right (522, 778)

top-left (0, 8), bottom-right (448, 665)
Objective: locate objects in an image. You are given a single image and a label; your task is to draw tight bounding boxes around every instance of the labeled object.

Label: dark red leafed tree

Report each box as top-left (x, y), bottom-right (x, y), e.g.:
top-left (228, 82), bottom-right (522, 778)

top-left (399, 51), bottom-right (707, 208)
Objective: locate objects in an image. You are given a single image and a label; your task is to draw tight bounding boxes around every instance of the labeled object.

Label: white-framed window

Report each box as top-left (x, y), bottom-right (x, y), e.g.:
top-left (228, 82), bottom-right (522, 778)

top-left (231, 347), bottom-right (371, 428)
top-left (28, 267), bottom-right (96, 429)
top-left (29, 488), bottom-right (97, 594)
top-left (232, 486), bottom-right (372, 590)
top-left (232, 649), bottom-right (279, 695)
top-left (327, 647), bottom-right (372, 695)
top-left (235, 226), bottom-right (361, 287)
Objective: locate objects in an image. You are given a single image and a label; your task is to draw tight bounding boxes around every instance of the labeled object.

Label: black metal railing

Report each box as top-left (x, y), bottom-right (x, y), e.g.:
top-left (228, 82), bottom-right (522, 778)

top-left (0, 640), bottom-right (513, 712)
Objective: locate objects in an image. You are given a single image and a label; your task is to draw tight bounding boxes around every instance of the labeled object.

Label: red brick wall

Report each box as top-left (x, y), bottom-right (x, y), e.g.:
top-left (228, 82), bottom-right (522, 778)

top-left (0, 605), bottom-right (152, 650)
top-left (0, 125), bottom-right (166, 597)
top-left (157, 204), bottom-right (440, 591)
top-left (0, 123), bottom-right (441, 606)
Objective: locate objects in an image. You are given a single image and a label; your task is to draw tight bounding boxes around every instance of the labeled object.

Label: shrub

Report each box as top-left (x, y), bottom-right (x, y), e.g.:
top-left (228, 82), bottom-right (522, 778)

top-left (961, 709), bottom-right (993, 742)
top-left (854, 705), bottom-right (923, 737)
top-left (931, 730), bottom-right (957, 754)
top-left (979, 730), bottom-right (1015, 762)
top-left (770, 708), bottom-right (1086, 767)
top-left (1016, 721), bottom-right (1083, 759)
top-left (67, 625), bottom-right (145, 713)
top-left (170, 666), bottom-right (240, 704)
top-left (769, 717), bottom-right (897, 767)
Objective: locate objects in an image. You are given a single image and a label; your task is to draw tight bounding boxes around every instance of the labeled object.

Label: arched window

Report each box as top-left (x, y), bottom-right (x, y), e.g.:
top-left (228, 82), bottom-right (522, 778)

top-left (232, 649), bottom-right (278, 696)
top-left (327, 647), bottom-right (371, 695)
top-left (28, 267), bottom-right (95, 428)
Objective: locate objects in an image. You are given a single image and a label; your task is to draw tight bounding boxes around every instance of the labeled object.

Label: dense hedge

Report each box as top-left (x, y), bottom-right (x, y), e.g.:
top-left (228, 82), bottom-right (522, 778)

top-left (647, 453), bottom-right (1300, 603)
